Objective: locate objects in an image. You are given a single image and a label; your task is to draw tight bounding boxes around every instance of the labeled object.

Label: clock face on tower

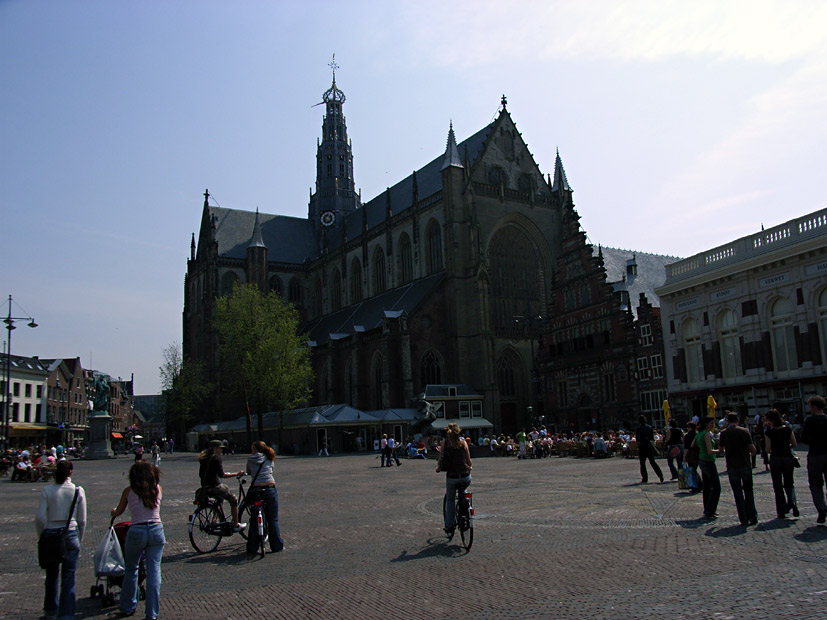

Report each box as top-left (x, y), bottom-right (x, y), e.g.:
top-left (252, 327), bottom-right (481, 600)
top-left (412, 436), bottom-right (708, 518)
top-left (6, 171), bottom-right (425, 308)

top-left (320, 211), bottom-right (336, 227)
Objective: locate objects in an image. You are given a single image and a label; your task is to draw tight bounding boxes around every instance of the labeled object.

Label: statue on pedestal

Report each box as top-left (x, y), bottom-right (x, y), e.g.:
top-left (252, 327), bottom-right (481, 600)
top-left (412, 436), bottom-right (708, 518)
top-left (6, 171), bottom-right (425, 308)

top-left (85, 372), bottom-right (114, 459)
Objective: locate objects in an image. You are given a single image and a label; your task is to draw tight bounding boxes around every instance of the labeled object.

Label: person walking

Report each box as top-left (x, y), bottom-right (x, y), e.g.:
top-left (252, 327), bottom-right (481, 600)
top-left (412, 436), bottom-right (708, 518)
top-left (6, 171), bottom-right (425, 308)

top-left (111, 460), bottom-right (165, 620)
top-left (683, 421), bottom-right (702, 493)
top-left (765, 409), bottom-right (800, 520)
top-left (692, 416), bottom-right (722, 520)
top-left (380, 434), bottom-right (388, 467)
top-left (665, 419), bottom-right (684, 480)
top-left (802, 395), bottom-right (827, 524)
top-left (151, 442), bottom-right (161, 468)
top-left (387, 436), bottom-right (401, 466)
top-left (719, 412), bottom-right (758, 526)
top-left (35, 460), bottom-right (86, 620)
top-left (436, 423), bottom-right (473, 536)
top-left (245, 441), bottom-right (285, 554)
top-left (635, 415), bottom-right (664, 484)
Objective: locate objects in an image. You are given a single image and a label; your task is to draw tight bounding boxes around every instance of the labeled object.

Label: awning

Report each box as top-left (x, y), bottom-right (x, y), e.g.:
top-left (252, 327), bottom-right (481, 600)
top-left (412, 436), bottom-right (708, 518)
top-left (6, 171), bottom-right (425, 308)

top-left (431, 418), bottom-right (494, 430)
top-left (9, 424), bottom-right (49, 437)
top-left (111, 432), bottom-right (123, 439)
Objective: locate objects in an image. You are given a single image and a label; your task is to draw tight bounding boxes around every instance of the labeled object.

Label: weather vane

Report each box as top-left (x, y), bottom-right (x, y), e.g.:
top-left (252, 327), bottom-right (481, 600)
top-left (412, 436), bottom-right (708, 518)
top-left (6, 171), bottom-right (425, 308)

top-left (329, 54), bottom-right (339, 79)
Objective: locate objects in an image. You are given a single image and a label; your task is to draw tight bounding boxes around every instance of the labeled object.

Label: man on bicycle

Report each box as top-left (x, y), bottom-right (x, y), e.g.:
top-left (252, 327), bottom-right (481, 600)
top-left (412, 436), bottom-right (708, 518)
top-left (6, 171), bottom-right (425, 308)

top-left (436, 422), bottom-right (473, 536)
top-left (198, 440), bottom-right (246, 532)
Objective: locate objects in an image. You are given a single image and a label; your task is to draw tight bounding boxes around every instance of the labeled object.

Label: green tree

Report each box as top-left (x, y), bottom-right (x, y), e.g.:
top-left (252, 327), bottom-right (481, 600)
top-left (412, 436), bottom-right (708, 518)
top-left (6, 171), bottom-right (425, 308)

top-left (214, 283), bottom-right (313, 447)
top-left (159, 342), bottom-right (211, 445)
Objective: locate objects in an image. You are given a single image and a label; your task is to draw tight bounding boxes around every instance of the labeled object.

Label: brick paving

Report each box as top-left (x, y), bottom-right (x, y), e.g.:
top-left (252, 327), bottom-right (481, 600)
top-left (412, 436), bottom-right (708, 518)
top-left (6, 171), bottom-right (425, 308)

top-left (2, 450), bottom-right (827, 619)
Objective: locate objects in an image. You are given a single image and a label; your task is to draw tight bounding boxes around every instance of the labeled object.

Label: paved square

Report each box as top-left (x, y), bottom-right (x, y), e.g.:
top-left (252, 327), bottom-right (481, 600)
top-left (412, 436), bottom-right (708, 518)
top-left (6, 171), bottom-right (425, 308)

top-left (2, 451), bottom-right (827, 619)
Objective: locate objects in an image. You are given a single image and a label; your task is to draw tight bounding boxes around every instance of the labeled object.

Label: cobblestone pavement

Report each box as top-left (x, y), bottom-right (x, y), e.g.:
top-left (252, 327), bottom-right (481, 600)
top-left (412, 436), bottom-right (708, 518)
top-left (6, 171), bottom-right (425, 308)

top-left (2, 450), bottom-right (827, 620)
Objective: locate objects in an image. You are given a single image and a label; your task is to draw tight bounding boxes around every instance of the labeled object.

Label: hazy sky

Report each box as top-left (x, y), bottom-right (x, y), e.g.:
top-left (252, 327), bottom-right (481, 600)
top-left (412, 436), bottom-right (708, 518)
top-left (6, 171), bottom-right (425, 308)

top-left (2, 1), bottom-right (826, 395)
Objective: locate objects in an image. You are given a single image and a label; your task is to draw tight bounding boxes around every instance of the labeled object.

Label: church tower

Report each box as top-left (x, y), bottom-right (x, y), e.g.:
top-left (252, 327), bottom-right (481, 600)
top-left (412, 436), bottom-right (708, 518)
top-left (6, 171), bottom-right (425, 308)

top-left (309, 56), bottom-right (360, 243)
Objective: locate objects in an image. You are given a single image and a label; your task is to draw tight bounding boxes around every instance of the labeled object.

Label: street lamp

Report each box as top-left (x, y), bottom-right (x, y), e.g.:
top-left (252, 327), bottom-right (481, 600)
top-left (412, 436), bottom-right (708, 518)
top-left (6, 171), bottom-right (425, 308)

top-left (3, 295), bottom-right (38, 451)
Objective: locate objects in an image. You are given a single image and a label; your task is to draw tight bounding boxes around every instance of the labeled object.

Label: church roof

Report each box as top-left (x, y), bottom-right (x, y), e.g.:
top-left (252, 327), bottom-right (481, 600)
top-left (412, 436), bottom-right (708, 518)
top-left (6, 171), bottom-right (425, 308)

top-left (594, 246), bottom-right (681, 316)
top-left (209, 206), bottom-right (316, 263)
top-left (303, 272), bottom-right (443, 345)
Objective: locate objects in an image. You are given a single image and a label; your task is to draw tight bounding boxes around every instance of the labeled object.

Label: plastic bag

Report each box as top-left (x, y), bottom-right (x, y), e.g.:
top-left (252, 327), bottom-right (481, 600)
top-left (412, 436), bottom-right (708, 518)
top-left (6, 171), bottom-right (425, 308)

top-left (94, 526), bottom-right (125, 577)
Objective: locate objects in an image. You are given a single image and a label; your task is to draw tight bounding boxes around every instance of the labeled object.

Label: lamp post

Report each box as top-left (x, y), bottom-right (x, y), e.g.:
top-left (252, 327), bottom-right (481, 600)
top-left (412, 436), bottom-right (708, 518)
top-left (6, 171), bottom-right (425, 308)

top-left (3, 295), bottom-right (38, 451)
top-left (513, 306), bottom-right (544, 424)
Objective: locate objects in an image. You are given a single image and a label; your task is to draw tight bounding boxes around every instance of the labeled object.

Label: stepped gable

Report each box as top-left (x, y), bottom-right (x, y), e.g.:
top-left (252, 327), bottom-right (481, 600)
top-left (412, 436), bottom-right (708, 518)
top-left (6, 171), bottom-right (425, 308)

top-left (209, 207), bottom-right (315, 264)
top-left (594, 246), bottom-right (681, 316)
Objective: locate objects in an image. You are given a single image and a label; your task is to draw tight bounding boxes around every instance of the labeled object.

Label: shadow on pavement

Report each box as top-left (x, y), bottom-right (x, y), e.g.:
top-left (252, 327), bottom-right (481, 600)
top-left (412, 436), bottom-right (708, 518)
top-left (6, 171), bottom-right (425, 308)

top-left (705, 523), bottom-right (747, 538)
top-left (794, 526), bottom-right (827, 543)
top-left (754, 518), bottom-right (796, 532)
top-left (391, 537), bottom-right (468, 562)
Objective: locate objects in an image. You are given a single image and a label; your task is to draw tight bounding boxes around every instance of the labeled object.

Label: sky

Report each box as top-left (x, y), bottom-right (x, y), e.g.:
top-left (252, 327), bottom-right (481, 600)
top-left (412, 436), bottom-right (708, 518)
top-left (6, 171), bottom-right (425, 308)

top-left (2, 1), bottom-right (826, 395)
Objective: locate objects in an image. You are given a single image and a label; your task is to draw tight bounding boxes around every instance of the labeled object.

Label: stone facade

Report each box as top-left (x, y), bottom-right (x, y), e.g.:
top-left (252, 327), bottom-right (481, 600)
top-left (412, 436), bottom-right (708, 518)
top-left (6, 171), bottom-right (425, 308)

top-left (655, 208), bottom-right (827, 422)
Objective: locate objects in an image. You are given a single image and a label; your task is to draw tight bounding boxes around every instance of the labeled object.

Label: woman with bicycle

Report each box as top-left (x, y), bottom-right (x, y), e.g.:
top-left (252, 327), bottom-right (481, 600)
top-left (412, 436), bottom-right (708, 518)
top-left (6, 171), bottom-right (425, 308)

top-left (198, 440), bottom-right (246, 532)
top-left (436, 422), bottom-right (473, 536)
top-left (245, 441), bottom-right (285, 555)
top-left (111, 460), bottom-right (164, 620)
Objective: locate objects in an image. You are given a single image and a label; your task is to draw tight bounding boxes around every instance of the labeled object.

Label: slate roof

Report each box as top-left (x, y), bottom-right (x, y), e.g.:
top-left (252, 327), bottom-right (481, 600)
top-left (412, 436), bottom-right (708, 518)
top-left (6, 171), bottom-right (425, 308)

top-left (303, 272), bottom-right (443, 345)
top-left (191, 403), bottom-right (383, 432)
top-left (594, 246), bottom-right (681, 317)
top-left (209, 207), bottom-right (316, 264)
top-left (424, 384), bottom-right (482, 399)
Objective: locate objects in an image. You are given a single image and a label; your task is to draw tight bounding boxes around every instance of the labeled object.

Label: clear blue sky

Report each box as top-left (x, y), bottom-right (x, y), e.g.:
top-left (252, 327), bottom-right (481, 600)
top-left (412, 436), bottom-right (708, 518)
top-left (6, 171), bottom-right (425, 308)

top-left (2, 1), bottom-right (825, 394)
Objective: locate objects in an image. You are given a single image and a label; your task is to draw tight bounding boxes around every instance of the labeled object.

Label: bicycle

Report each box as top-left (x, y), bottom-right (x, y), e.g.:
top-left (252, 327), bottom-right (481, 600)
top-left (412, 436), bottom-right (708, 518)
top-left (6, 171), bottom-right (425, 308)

top-left (189, 473), bottom-right (269, 557)
top-left (443, 488), bottom-right (474, 550)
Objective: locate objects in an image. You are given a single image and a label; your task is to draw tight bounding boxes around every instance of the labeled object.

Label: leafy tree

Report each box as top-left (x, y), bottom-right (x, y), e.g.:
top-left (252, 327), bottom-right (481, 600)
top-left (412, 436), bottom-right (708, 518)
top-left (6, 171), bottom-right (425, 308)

top-left (214, 283), bottom-right (313, 447)
top-left (159, 342), bottom-right (210, 445)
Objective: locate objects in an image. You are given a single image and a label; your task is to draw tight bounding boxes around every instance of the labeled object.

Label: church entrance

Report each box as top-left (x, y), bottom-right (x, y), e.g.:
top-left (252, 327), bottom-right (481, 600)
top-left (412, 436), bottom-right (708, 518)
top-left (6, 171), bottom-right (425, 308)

top-left (500, 402), bottom-right (517, 435)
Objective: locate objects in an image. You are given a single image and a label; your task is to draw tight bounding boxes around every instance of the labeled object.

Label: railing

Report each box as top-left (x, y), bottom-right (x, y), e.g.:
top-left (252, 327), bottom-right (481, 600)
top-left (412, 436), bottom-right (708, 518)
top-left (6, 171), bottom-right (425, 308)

top-left (663, 207), bottom-right (827, 285)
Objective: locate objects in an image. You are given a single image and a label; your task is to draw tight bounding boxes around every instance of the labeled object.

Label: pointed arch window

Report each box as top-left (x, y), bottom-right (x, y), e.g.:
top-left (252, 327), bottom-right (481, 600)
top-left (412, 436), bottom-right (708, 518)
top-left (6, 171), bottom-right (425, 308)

top-left (770, 298), bottom-right (797, 372)
top-left (269, 275), bottom-right (283, 298)
top-left (288, 278), bottom-right (303, 306)
top-left (399, 233), bottom-right (413, 284)
top-left (420, 350), bottom-right (442, 388)
top-left (426, 220), bottom-right (443, 275)
top-left (683, 318), bottom-right (704, 383)
top-left (331, 268), bottom-right (342, 311)
top-left (372, 247), bottom-right (386, 295)
top-left (497, 356), bottom-right (516, 398)
top-left (220, 271), bottom-right (240, 297)
top-left (351, 258), bottom-right (363, 303)
top-left (487, 225), bottom-right (542, 336)
top-left (719, 309), bottom-right (742, 378)
top-left (819, 288), bottom-right (827, 368)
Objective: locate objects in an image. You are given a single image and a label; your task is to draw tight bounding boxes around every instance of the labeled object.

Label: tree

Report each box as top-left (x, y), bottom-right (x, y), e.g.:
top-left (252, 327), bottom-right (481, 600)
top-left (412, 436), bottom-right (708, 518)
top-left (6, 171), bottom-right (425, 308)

top-left (159, 342), bottom-right (210, 445)
top-left (214, 283), bottom-right (313, 447)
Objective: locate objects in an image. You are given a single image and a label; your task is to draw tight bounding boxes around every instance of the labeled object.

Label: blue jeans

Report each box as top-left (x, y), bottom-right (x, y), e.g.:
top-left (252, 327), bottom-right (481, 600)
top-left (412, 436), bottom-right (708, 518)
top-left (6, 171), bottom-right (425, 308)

top-left (726, 465), bottom-right (757, 523)
top-left (43, 528), bottom-right (79, 620)
top-left (444, 475), bottom-right (471, 529)
top-left (698, 460), bottom-right (721, 516)
top-left (120, 522), bottom-right (165, 620)
top-left (246, 487), bottom-right (285, 553)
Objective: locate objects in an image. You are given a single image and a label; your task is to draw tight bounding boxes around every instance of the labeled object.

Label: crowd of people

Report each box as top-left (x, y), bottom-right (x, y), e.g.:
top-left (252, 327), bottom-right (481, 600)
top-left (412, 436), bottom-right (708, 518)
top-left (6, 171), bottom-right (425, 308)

top-left (2, 444), bottom-right (75, 482)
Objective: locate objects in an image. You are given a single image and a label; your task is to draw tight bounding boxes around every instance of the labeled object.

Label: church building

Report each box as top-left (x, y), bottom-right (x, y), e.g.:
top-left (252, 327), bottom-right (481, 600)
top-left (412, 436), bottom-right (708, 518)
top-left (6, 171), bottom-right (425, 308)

top-left (183, 68), bottom-right (674, 435)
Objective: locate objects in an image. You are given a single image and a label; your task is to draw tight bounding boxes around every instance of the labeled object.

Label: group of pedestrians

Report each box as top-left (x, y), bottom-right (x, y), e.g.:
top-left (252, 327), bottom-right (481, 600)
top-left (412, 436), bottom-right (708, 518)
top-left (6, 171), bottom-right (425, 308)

top-left (379, 434), bottom-right (401, 467)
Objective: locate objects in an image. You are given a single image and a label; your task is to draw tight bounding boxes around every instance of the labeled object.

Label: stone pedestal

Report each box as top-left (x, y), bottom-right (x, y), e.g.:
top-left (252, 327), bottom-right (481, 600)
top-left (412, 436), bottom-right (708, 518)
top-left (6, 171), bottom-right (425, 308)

top-left (85, 411), bottom-right (114, 459)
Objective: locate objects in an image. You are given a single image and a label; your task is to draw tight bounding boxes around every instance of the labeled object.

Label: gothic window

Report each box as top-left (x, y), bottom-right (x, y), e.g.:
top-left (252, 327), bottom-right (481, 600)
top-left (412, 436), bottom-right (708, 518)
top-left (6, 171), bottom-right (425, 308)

top-left (350, 258), bottom-right (363, 303)
top-left (220, 271), bottom-right (240, 297)
top-left (399, 233), bottom-right (413, 284)
top-left (344, 360), bottom-right (354, 406)
top-left (819, 287), bottom-right (827, 367)
top-left (487, 225), bottom-right (542, 336)
top-left (497, 356), bottom-right (515, 398)
top-left (331, 268), bottom-right (342, 311)
top-left (269, 275), bottom-right (283, 298)
top-left (420, 350), bottom-right (442, 388)
top-left (313, 278), bottom-right (323, 318)
top-left (770, 298), bottom-right (797, 372)
top-left (426, 220), bottom-right (442, 275)
top-left (683, 318), bottom-right (704, 383)
top-left (372, 354), bottom-right (384, 409)
top-left (719, 309), bottom-right (742, 378)
top-left (288, 278), bottom-right (303, 306)
top-left (372, 246), bottom-right (386, 295)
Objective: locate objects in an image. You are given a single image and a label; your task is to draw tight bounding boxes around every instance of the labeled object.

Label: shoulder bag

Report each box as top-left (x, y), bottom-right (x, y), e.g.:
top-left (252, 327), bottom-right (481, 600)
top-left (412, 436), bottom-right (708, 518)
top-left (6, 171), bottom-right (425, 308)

top-left (38, 487), bottom-right (79, 569)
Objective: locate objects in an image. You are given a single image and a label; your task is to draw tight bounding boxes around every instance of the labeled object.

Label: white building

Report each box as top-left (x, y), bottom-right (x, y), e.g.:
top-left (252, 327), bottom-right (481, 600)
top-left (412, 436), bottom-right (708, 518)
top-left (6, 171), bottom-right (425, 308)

top-left (1, 354), bottom-right (49, 445)
top-left (655, 208), bottom-right (827, 422)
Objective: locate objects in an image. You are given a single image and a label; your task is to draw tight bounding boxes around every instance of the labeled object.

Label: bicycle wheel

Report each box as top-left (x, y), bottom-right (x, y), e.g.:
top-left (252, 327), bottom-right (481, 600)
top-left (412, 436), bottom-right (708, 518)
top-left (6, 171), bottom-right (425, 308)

top-left (459, 522), bottom-right (474, 550)
top-left (238, 500), bottom-right (252, 540)
top-left (189, 504), bottom-right (222, 553)
top-left (442, 494), bottom-right (454, 540)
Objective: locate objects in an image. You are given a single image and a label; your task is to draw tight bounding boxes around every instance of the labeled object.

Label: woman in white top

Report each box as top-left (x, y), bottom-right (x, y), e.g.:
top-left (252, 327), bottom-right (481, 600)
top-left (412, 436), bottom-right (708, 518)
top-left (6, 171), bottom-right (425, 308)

top-left (35, 459), bottom-right (86, 620)
top-left (111, 460), bottom-right (165, 620)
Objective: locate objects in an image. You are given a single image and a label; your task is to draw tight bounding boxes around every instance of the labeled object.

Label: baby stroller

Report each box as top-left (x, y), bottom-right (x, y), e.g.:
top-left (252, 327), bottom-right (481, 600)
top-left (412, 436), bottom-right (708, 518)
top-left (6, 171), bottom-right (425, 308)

top-left (90, 520), bottom-right (145, 606)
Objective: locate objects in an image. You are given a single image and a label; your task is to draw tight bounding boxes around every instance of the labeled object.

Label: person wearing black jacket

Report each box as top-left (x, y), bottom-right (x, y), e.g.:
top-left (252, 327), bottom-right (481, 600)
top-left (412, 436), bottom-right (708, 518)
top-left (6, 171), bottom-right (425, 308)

top-left (636, 415), bottom-right (664, 484)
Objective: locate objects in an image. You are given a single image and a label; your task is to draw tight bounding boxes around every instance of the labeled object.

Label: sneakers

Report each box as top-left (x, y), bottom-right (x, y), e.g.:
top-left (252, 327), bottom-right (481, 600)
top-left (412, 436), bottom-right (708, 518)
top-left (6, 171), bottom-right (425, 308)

top-left (233, 522), bottom-right (247, 532)
top-left (791, 504), bottom-right (800, 517)
top-left (817, 509), bottom-right (827, 525)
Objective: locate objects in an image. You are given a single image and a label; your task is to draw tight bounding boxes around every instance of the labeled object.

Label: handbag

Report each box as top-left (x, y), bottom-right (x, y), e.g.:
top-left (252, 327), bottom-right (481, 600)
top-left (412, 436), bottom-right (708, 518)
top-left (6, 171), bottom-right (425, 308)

top-left (38, 488), bottom-right (79, 569)
top-left (792, 452), bottom-right (801, 468)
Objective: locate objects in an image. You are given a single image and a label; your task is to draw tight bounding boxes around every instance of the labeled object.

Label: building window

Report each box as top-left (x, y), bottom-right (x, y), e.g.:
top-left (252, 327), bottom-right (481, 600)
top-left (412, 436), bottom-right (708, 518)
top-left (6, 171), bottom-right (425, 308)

top-left (640, 390), bottom-right (667, 413)
top-left (13, 382), bottom-right (19, 397)
top-left (220, 271), bottom-right (240, 297)
top-left (426, 220), bottom-right (443, 275)
top-left (350, 258), bottom-right (363, 303)
top-left (269, 275), bottom-right (283, 297)
top-left (288, 278), bottom-right (303, 306)
top-left (399, 233), bottom-right (413, 283)
top-left (640, 323), bottom-right (652, 347)
top-left (770, 298), bottom-right (797, 372)
top-left (331, 269), bottom-right (342, 311)
top-left (25, 383), bottom-right (31, 398)
top-left (24, 403), bottom-right (31, 423)
top-left (558, 381), bottom-right (568, 407)
top-left (603, 373), bottom-right (616, 402)
top-left (459, 401), bottom-right (470, 418)
top-left (420, 350), bottom-right (442, 387)
top-left (487, 225), bottom-right (542, 335)
top-left (637, 357), bottom-right (649, 376)
top-left (818, 287), bottom-right (827, 368)
top-left (651, 354), bottom-right (663, 379)
top-left (683, 318), bottom-right (704, 383)
top-left (433, 401), bottom-right (445, 419)
top-left (497, 356), bottom-right (515, 397)
top-left (719, 309), bottom-right (742, 379)
top-left (471, 401), bottom-right (482, 418)
top-left (372, 247), bottom-right (386, 295)
top-left (580, 282), bottom-right (591, 307)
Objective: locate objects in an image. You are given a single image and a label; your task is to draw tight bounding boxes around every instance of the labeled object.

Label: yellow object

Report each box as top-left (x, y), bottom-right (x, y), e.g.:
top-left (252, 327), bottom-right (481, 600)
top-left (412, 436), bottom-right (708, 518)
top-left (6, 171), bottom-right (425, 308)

top-left (662, 399), bottom-right (671, 428)
top-left (707, 394), bottom-right (717, 419)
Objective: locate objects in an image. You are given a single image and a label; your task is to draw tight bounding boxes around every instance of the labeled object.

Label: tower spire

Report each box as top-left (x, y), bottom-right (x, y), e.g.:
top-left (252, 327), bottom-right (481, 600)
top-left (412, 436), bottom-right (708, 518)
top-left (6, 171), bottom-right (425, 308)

top-left (440, 121), bottom-right (463, 171)
top-left (248, 208), bottom-right (266, 249)
top-left (551, 148), bottom-right (571, 192)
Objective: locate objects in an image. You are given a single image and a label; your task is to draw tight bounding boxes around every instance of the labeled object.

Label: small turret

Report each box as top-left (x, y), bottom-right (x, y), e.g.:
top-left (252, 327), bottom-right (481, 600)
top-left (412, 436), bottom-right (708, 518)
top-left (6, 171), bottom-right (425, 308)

top-left (440, 121), bottom-right (463, 171)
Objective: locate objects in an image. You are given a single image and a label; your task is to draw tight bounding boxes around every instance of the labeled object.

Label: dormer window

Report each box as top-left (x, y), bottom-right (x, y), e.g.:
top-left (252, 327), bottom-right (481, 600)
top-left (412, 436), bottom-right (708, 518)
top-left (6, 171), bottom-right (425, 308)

top-left (626, 255), bottom-right (638, 277)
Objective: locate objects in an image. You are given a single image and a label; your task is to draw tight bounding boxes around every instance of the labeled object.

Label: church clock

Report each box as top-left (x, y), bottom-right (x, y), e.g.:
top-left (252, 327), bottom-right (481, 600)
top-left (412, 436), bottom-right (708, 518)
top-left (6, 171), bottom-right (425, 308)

top-left (320, 210), bottom-right (336, 227)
